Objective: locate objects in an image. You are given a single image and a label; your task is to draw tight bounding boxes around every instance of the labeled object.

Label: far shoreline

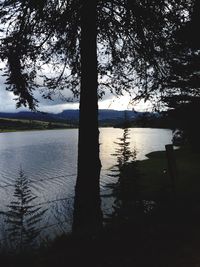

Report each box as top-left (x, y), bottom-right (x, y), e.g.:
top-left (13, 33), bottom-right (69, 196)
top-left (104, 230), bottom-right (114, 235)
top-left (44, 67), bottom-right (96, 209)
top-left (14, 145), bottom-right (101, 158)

top-left (0, 127), bottom-right (78, 134)
top-left (0, 125), bottom-right (173, 134)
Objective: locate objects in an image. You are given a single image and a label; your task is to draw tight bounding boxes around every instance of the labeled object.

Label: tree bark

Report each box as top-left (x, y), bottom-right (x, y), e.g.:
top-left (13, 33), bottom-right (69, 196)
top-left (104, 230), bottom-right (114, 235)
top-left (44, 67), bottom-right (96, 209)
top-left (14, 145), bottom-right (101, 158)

top-left (72, 0), bottom-right (103, 235)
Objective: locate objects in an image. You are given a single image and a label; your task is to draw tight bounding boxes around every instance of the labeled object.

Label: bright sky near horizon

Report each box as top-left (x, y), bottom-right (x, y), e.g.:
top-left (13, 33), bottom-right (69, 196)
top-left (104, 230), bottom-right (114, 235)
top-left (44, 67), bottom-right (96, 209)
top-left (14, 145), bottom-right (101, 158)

top-left (0, 61), bottom-right (152, 113)
top-left (0, 86), bottom-right (152, 113)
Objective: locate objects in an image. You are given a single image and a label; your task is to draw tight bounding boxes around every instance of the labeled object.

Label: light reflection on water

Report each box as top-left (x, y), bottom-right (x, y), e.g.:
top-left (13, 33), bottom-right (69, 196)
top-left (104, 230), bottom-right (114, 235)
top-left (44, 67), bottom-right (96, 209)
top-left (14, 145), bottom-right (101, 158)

top-left (0, 128), bottom-right (172, 240)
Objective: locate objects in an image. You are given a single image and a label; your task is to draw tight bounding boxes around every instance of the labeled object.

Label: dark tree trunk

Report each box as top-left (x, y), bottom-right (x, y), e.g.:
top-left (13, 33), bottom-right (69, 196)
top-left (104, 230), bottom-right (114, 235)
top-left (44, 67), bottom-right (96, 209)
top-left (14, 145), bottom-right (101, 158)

top-left (72, 0), bottom-right (103, 235)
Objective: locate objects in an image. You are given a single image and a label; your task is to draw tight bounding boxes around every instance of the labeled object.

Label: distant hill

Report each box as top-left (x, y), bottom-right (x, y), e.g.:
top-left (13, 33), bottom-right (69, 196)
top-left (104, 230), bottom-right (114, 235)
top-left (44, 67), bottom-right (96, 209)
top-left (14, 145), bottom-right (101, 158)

top-left (0, 109), bottom-right (143, 126)
top-left (0, 111), bottom-right (58, 122)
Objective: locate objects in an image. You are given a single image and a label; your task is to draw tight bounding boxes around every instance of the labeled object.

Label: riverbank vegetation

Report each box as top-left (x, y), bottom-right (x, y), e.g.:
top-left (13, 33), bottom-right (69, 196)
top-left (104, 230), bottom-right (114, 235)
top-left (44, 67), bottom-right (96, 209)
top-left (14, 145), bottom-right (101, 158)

top-left (0, 118), bottom-right (75, 132)
top-left (135, 146), bottom-right (200, 200)
top-left (0, 114), bottom-right (175, 132)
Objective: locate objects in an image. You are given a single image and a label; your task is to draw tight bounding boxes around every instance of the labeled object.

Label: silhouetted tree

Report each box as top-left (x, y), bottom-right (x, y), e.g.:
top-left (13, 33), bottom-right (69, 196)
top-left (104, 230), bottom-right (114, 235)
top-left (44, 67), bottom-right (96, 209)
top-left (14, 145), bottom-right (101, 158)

top-left (160, 0), bottom-right (200, 149)
top-left (0, 0), bottom-right (191, 233)
top-left (109, 127), bottom-right (140, 223)
top-left (2, 168), bottom-right (46, 251)
top-left (114, 128), bottom-right (135, 167)
top-left (108, 127), bottom-right (134, 182)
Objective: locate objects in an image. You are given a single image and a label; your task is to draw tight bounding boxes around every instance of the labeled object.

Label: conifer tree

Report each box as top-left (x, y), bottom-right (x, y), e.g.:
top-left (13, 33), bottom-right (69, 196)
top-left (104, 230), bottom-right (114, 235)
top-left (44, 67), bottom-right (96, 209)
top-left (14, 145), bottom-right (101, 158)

top-left (160, 0), bottom-right (200, 149)
top-left (3, 168), bottom-right (46, 251)
top-left (109, 127), bottom-right (139, 221)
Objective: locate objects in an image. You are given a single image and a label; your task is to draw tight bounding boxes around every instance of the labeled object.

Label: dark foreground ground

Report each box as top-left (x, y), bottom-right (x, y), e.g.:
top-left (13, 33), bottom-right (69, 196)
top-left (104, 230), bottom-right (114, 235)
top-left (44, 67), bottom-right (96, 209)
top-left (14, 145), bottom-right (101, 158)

top-left (2, 209), bottom-right (200, 267)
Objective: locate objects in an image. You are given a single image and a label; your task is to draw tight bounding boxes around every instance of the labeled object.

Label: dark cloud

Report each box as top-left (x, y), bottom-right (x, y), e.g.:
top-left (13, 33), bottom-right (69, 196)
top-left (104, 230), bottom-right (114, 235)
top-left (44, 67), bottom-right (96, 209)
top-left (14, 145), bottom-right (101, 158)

top-left (0, 69), bottom-right (116, 112)
top-left (0, 66), bottom-right (148, 112)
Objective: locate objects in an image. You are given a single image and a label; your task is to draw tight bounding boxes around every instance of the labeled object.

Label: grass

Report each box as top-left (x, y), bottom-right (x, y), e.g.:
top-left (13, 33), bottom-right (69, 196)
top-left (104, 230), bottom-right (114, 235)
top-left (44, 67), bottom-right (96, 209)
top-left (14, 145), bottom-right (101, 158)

top-left (0, 117), bottom-right (76, 132)
top-left (134, 145), bottom-right (200, 200)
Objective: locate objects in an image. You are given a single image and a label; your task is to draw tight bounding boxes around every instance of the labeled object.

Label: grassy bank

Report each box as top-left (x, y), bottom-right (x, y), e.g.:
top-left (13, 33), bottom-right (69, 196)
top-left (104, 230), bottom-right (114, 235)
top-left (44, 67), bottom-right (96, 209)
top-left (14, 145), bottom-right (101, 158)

top-left (135, 146), bottom-right (200, 199)
top-left (0, 117), bottom-right (76, 132)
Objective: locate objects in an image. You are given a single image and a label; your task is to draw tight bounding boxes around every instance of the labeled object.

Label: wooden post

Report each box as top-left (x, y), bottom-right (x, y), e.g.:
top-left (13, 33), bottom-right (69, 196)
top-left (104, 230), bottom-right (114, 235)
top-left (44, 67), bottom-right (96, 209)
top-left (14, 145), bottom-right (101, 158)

top-left (165, 144), bottom-right (177, 195)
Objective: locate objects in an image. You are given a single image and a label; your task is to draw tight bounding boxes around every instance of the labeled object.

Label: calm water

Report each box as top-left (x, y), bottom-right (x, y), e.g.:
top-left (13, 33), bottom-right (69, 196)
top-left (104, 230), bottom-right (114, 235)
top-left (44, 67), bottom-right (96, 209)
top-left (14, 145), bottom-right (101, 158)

top-left (0, 128), bottom-right (172, 239)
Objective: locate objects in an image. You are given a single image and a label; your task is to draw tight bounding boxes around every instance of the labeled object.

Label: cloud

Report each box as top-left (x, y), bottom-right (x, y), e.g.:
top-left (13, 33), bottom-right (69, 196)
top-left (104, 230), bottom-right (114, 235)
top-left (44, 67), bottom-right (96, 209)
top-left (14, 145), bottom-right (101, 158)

top-left (0, 89), bottom-right (21, 112)
top-left (0, 73), bottom-right (22, 112)
top-left (0, 84), bottom-right (151, 113)
top-left (0, 71), bottom-right (112, 113)
top-left (0, 69), bottom-right (77, 112)
top-left (0, 86), bottom-right (79, 113)
top-left (0, 67), bottom-right (151, 113)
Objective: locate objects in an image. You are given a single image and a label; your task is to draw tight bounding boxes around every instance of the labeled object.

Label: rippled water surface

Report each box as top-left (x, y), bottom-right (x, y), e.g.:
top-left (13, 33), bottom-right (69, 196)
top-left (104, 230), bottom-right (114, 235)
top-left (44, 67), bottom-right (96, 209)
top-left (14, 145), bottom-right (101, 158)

top-left (0, 128), bottom-right (172, 238)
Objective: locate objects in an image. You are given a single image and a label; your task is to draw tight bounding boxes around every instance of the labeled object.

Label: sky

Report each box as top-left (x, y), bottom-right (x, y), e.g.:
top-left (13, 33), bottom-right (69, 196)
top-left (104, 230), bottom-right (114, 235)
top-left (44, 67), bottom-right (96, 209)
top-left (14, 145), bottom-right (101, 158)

top-left (0, 83), bottom-right (152, 114)
top-left (0, 63), bottom-right (152, 113)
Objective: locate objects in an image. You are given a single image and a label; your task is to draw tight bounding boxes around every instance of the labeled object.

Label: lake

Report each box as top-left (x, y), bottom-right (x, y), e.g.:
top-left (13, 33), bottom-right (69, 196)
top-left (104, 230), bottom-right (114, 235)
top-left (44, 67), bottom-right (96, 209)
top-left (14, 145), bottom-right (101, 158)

top-left (0, 128), bottom-right (172, 240)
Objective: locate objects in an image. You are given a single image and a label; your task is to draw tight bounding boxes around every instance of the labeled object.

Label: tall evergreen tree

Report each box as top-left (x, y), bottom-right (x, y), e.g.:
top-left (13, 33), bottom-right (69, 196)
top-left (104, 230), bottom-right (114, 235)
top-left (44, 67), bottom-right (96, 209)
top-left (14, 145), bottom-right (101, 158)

top-left (160, 0), bottom-right (200, 149)
top-left (0, 0), bottom-right (191, 233)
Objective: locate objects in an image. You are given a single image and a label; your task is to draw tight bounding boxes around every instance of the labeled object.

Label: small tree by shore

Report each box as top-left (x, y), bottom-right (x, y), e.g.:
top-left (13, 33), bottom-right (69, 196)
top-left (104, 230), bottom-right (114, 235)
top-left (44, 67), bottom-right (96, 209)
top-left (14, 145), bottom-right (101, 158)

top-left (108, 127), bottom-right (141, 222)
top-left (2, 168), bottom-right (46, 251)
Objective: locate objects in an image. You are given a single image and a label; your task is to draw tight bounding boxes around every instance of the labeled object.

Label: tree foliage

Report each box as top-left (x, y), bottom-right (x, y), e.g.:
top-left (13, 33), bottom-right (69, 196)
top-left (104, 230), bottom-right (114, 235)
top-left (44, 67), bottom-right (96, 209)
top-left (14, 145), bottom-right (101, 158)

top-left (159, 0), bottom-right (200, 148)
top-left (160, 0), bottom-right (200, 108)
top-left (0, 0), bottom-right (192, 109)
